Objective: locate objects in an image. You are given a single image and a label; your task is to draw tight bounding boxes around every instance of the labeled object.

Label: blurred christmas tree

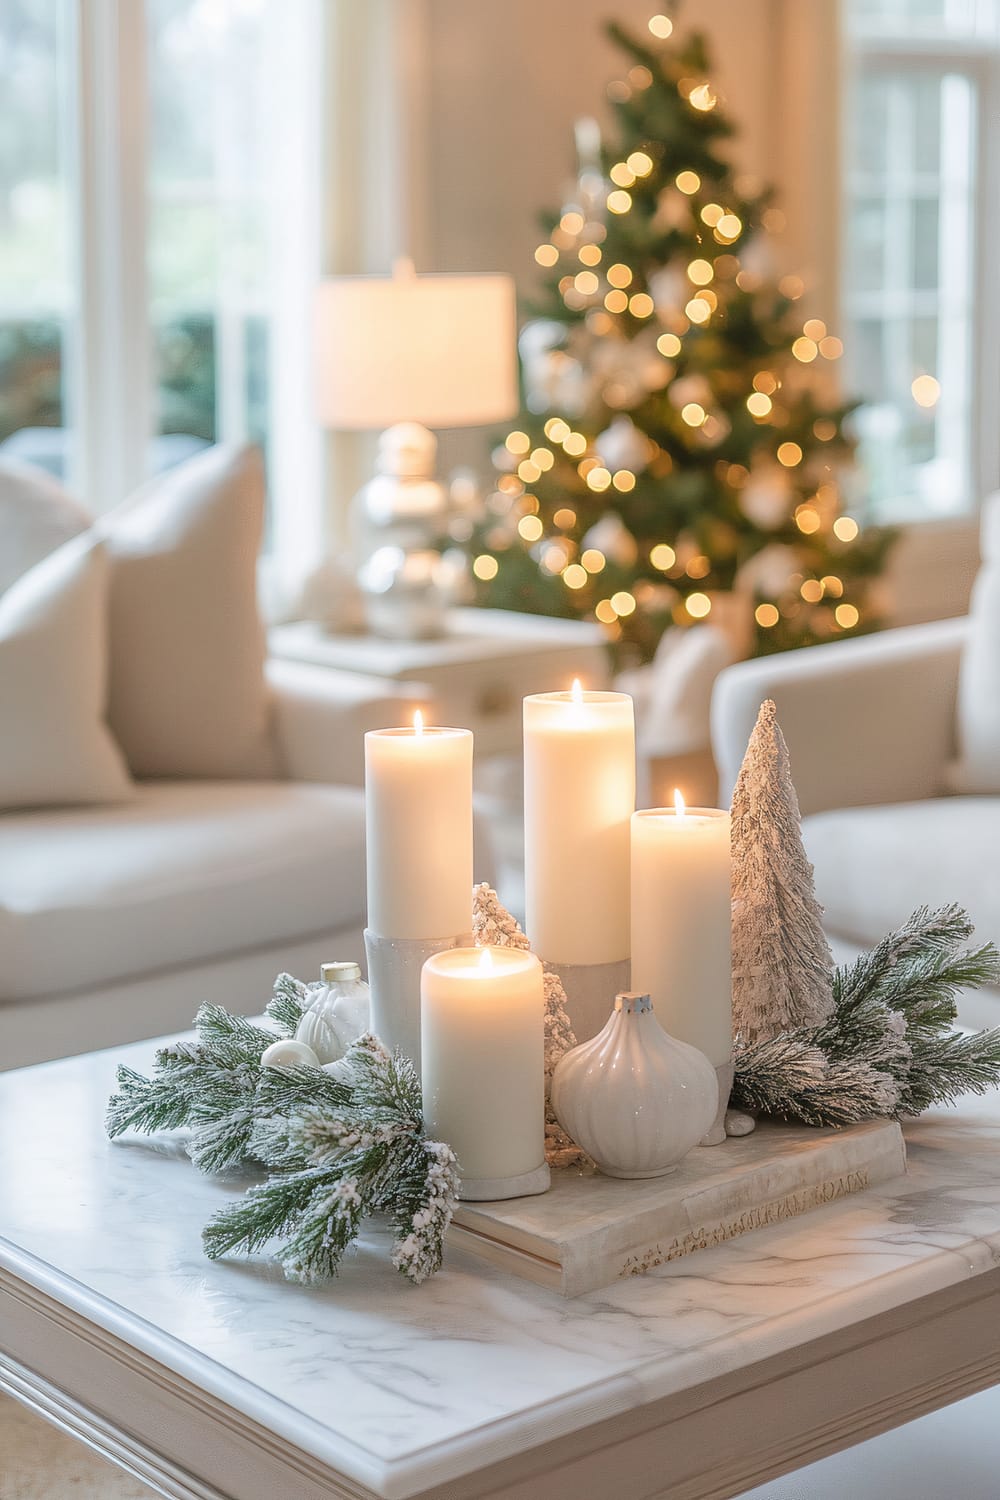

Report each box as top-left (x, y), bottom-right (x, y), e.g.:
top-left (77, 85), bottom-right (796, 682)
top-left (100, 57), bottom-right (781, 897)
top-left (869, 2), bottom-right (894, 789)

top-left (465, 15), bottom-right (893, 662)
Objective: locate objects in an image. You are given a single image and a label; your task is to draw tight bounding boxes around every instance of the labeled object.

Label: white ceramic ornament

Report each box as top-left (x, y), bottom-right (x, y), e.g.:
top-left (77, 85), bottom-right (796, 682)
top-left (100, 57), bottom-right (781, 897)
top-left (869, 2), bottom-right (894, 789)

top-left (294, 962), bottom-right (370, 1064)
top-left (260, 1039), bottom-right (320, 1071)
top-left (551, 993), bottom-right (718, 1179)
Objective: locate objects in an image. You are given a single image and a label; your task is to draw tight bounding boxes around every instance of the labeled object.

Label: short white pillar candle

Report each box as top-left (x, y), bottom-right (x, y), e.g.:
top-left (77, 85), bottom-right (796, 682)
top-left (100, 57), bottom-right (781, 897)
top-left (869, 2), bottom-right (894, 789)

top-left (523, 683), bottom-right (635, 965)
top-left (421, 946), bottom-right (546, 1186)
top-left (630, 796), bottom-right (732, 1067)
top-left (364, 714), bottom-right (473, 940)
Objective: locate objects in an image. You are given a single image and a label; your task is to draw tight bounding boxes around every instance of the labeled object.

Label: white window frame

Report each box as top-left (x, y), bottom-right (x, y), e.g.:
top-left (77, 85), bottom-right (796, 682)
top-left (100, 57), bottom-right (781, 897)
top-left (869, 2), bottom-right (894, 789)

top-left (57, 0), bottom-right (326, 581)
top-left (842, 19), bottom-right (1000, 515)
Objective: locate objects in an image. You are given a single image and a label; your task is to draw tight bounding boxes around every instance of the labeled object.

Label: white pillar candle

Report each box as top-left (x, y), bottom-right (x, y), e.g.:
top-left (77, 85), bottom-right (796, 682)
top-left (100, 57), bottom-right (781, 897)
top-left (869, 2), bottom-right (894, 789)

top-left (365, 714), bottom-right (473, 939)
top-left (630, 796), bottom-right (732, 1067)
top-left (421, 946), bottom-right (545, 1184)
top-left (523, 683), bottom-right (635, 965)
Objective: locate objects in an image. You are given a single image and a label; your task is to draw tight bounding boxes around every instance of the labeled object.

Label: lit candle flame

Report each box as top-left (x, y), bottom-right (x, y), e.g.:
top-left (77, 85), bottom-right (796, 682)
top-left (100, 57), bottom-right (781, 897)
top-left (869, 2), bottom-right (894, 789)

top-left (674, 788), bottom-right (686, 817)
top-left (479, 946), bottom-right (494, 971)
top-left (413, 709), bottom-right (424, 736)
top-left (571, 677), bottom-right (583, 703)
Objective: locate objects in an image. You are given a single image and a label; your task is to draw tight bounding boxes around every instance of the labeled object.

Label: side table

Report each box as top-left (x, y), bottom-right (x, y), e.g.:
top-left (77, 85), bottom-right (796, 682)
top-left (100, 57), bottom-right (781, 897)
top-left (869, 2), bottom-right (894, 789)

top-left (268, 608), bottom-right (610, 756)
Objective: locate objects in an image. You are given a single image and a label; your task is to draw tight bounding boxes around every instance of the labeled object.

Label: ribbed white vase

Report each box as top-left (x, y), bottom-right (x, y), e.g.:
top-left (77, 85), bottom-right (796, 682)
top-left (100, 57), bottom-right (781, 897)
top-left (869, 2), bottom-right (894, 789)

top-left (551, 993), bottom-right (719, 1179)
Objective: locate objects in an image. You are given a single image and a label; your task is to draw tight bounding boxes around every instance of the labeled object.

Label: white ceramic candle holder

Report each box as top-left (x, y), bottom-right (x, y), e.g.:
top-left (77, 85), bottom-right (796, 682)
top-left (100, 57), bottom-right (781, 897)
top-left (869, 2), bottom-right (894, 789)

top-left (458, 1162), bottom-right (551, 1202)
top-left (364, 929), bottom-right (472, 1071)
top-left (548, 956), bottom-right (631, 1043)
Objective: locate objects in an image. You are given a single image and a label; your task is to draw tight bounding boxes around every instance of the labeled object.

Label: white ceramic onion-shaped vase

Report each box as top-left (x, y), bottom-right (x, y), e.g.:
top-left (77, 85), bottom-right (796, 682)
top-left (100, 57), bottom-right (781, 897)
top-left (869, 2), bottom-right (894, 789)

top-left (551, 993), bottom-right (719, 1179)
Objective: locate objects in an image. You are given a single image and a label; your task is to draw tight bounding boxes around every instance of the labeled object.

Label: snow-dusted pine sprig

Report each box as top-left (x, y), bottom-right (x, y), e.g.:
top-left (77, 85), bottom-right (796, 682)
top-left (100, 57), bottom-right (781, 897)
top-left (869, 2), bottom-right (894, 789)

top-left (733, 905), bottom-right (1000, 1126)
top-left (107, 982), bottom-right (459, 1285)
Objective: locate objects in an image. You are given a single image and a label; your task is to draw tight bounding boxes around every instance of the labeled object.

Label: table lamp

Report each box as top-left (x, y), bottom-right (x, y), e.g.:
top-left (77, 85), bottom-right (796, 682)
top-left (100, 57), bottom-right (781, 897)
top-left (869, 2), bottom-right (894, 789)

top-left (315, 260), bottom-right (518, 638)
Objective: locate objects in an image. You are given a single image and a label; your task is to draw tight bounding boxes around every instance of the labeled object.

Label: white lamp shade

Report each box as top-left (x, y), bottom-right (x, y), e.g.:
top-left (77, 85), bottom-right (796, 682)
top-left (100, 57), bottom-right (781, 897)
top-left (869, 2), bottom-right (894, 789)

top-left (315, 269), bottom-right (518, 431)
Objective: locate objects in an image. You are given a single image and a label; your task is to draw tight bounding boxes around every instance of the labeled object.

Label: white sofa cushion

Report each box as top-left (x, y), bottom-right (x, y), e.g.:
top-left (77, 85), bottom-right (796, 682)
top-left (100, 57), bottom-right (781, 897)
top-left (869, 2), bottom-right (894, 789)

top-left (99, 444), bottom-right (276, 780)
top-left (803, 798), bottom-right (1000, 949)
top-left (952, 492), bottom-right (1000, 792)
top-left (0, 459), bottom-right (91, 597)
top-left (0, 781), bottom-right (366, 1002)
top-left (0, 536), bottom-right (133, 811)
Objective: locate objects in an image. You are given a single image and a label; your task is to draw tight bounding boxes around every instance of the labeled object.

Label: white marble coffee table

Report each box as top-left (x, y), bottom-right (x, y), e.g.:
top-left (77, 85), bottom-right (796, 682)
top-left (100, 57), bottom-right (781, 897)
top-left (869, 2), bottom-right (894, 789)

top-left (2, 1037), bottom-right (1000, 1500)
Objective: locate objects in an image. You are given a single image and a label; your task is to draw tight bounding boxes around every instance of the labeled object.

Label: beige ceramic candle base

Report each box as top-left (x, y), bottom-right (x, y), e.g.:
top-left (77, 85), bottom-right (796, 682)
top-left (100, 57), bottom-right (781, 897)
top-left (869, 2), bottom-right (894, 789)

top-left (700, 1061), bottom-right (735, 1147)
top-left (549, 957), bottom-right (631, 1043)
top-left (364, 929), bottom-right (472, 1072)
top-left (459, 1161), bottom-right (551, 1202)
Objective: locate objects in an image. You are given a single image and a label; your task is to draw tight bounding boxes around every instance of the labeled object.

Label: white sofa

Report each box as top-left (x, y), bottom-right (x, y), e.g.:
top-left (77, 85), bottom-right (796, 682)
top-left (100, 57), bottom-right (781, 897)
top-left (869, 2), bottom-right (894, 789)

top-left (711, 615), bottom-right (1000, 1023)
top-left (0, 660), bottom-right (420, 1071)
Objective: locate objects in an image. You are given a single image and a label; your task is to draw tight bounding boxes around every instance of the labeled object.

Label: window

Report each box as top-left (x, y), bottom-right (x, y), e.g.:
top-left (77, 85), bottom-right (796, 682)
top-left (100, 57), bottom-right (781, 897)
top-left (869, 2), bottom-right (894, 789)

top-left (0, 0), bottom-right (72, 476)
top-left (0, 0), bottom-right (323, 565)
top-left (843, 0), bottom-right (1000, 521)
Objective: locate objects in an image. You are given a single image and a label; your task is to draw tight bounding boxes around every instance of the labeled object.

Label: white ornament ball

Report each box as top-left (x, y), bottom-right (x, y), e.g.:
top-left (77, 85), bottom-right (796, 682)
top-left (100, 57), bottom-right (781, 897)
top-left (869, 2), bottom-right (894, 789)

top-left (595, 415), bottom-right (649, 474)
top-left (260, 1039), bottom-right (321, 1071)
top-left (582, 512), bottom-right (639, 567)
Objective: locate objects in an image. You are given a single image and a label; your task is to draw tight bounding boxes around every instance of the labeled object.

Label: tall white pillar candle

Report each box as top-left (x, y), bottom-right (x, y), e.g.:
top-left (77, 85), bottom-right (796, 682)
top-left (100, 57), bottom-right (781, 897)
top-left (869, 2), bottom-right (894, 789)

top-left (421, 946), bottom-right (546, 1187)
top-left (365, 716), bottom-right (473, 939)
top-left (630, 798), bottom-right (732, 1067)
top-left (523, 684), bottom-right (635, 965)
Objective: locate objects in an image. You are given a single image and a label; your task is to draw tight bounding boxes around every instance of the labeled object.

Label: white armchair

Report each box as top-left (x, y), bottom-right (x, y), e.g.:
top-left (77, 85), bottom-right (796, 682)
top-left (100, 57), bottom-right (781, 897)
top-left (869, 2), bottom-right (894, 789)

top-left (711, 617), bottom-right (1000, 1026)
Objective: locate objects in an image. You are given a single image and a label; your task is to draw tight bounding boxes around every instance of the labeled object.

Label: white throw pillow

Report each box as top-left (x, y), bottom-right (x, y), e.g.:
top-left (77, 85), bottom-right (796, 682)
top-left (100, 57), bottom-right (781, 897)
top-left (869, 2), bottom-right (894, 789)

top-left (0, 459), bottom-right (91, 597)
top-left (99, 444), bottom-right (276, 779)
top-left (952, 492), bottom-right (1000, 793)
top-left (0, 535), bottom-right (133, 810)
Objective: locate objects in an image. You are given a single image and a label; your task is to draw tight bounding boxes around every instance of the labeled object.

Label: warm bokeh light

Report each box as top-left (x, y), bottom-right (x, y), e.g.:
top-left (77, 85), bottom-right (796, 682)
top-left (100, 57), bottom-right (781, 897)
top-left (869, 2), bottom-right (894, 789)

top-left (650, 542), bottom-right (676, 570)
top-left (792, 336), bottom-right (818, 362)
top-left (803, 318), bottom-right (826, 340)
top-left (612, 469), bottom-right (636, 492)
top-left (517, 515), bottom-right (544, 542)
top-left (779, 274), bottom-right (804, 299)
top-left (586, 466), bottom-right (612, 492)
top-left (505, 431), bottom-right (530, 454)
top-left (795, 505), bottom-right (820, 534)
top-left (689, 83), bottom-right (717, 111)
top-left (648, 13), bottom-right (673, 37)
top-left (657, 332), bottom-right (682, 357)
top-left (607, 263), bottom-right (633, 288)
top-left (545, 417), bottom-right (570, 442)
top-left (700, 202), bottom-right (723, 226)
top-left (579, 243), bottom-right (602, 266)
top-left (627, 150), bottom-right (654, 176)
top-left (715, 213), bottom-right (742, 240)
top-left (473, 553), bottom-right (498, 582)
top-left (560, 211), bottom-right (584, 235)
top-left (835, 603), bottom-right (860, 628)
top-left (687, 258), bottom-right (713, 285)
top-left (755, 603), bottom-right (780, 628)
top-left (563, 432), bottom-right (587, 456)
top-left (530, 447), bottom-right (554, 471)
top-left (912, 374), bottom-right (941, 408)
top-left (517, 459), bottom-right (541, 483)
top-left (681, 402), bottom-right (707, 426)
top-left (605, 289), bottom-right (629, 313)
top-left (574, 270), bottom-right (599, 296)
top-left (746, 392), bottom-right (772, 417)
top-left (777, 441), bottom-right (803, 467)
top-left (563, 563), bottom-right (588, 590)
top-left (594, 598), bottom-right (617, 625)
top-left (686, 554), bottom-right (711, 579)
top-left (822, 574), bottom-right (844, 597)
top-left (685, 297), bottom-right (711, 323)
top-left (834, 515), bottom-right (859, 542)
top-left (610, 590), bottom-right (637, 617)
top-left (534, 243), bottom-right (559, 267)
top-left (581, 548), bottom-right (606, 573)
top-left (607, 189), bottom-right (632, 214)
top-left (813, 418), bottom-right (837, 441)
top-left (553, 506), bottom-right (576, 529)
top-left (610, 161), bottom-right (636, 188)
top-left (629, 292), bottom-right (654, 317)
top-left (753, 371), bottom-right (778, 394)
top-left (800, 578), bottom-right (824, 603)
top-left (675, 169), bottom-right (701, 194)
top-left (686, 592), bottom-right (712, 618)
top-left (819, 336), bottom-right (843, 360)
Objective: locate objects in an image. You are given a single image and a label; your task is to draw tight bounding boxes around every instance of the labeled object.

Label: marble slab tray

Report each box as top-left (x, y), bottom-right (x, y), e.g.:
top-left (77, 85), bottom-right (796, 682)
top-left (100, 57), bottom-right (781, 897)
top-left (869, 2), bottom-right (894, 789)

top-left (450, 1116), bottom-right (907, 1297)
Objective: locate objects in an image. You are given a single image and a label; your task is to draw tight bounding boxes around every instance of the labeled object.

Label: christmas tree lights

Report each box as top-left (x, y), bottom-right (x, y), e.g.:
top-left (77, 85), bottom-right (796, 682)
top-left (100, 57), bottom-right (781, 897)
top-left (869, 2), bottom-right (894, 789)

top-left (464, 17), bottom-right (893, 662)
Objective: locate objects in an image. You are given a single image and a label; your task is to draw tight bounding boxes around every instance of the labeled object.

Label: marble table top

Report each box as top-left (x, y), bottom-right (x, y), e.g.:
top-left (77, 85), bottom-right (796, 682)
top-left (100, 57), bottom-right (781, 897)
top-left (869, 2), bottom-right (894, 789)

top-left (3, 1036), bottom-right (1000, 1499)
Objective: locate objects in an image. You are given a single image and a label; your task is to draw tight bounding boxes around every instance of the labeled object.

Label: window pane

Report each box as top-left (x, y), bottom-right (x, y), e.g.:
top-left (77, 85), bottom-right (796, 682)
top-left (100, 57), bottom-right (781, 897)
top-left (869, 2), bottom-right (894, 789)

top-left (147, 0), bottom-right (271, 474)
top-left (842, 63), bottom-right (975, 520)
top-left (0, 0), bottom-right (72, 477)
